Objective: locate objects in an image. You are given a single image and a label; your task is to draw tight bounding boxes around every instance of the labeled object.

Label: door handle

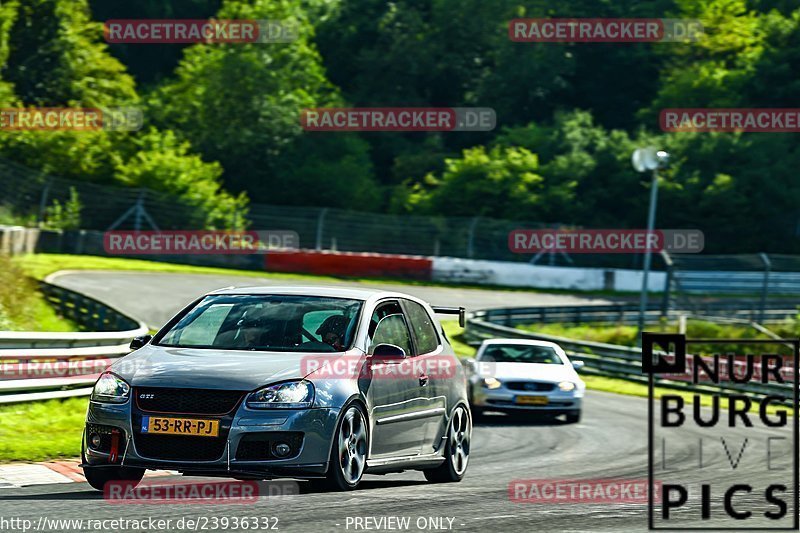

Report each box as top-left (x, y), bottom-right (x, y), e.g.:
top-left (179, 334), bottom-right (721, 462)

top-left (419, 374), bottom-right (429, 387)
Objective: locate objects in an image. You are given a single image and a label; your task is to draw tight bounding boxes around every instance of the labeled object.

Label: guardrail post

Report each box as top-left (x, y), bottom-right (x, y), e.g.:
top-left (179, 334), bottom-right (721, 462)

top-left (759, 253), bottom-right (771, 323)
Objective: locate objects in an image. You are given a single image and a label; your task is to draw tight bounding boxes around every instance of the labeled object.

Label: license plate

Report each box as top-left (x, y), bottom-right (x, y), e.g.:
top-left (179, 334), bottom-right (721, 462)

top-left (516, 395), bottom-right (549, 405)
top-left (141, 416), bottom-right (219, 437)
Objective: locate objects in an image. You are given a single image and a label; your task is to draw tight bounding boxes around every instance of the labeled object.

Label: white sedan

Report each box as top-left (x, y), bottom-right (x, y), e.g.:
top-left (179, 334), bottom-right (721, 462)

top-left (465, 339), bottom-right (585, 422)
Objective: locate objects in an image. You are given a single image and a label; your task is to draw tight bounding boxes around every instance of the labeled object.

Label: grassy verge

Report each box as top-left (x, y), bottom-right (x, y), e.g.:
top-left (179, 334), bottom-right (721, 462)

top-left (0, 398), bottom-right (87, 462)
top-left (518, 319), bottom-right (799, 355)
top-left (0, 254), bottom-right (77, 331)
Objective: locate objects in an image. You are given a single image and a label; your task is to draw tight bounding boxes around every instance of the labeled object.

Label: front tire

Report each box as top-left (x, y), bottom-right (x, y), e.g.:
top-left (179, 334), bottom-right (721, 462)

top-left (424, 404), bottom-right (471, 483)
top-left (317, 403), bottom-right (368, 491)
top-left (83, 466), bottom-right (145, 491)
top-left (565, 410), bottom-right (581, 423)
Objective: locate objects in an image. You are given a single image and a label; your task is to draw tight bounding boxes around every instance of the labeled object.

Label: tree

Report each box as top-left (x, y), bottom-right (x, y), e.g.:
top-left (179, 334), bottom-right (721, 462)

top-left (147, 0), bottom-right (373, 204)
top-left (114, 129), bottom-right (248, 229)
top-left (5, 0), bottom-right (137, 107)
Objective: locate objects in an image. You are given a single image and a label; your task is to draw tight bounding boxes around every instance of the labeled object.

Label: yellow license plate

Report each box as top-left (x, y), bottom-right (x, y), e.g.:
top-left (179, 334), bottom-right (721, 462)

top-left (141, 416), bottom-right (219, 437)
top-left (516, 395), bottom-right (549, 405)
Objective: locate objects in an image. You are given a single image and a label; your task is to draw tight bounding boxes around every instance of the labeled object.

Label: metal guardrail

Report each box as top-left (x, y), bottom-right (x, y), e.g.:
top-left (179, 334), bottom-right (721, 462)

top-left (465, 309), bottom-right (795, 401)
top-left (480, 302), bottom-right (798, 326)
top-left (0, 281), bottom-right (147, 404)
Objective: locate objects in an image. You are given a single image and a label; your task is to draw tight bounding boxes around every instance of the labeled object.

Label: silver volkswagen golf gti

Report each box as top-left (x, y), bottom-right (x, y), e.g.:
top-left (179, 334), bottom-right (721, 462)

top-left (82, 287), bottom-right (471, 491)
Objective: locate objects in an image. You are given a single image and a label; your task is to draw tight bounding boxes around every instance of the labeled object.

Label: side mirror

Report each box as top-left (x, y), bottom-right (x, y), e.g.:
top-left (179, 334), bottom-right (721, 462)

top-left (130, 334), bottom-right (152, 351)
top-left (572, 360), bottom-right (585, 372)
top-left (370, 343), bottom-right (406, 362)
top-left (463, 358), bottom-right (477, 372)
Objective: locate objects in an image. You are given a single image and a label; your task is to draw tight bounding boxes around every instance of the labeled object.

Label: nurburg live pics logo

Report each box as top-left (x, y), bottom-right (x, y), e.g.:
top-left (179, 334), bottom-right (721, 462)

top-left (642, 332), bottom-right (799, 530)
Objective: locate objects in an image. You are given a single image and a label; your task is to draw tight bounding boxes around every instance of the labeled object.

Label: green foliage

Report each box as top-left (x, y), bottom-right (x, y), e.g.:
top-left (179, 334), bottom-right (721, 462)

top-left (146, 0), bottom-right (364, 202)
top-left (0, 0), bottom-right (799, 250)
top-left (5, 0), bottom-right (138, 107)
top-left (43, 186), bottom-right (82, 230)
top-left (114, 129), bottom-right (248, 229)
top-left (396, 145), bottom-right (546, 217)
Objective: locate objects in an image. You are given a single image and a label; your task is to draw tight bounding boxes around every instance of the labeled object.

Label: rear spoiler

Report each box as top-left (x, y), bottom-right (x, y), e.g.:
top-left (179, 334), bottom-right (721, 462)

top-left (432, 306), bottom-right (466, 327)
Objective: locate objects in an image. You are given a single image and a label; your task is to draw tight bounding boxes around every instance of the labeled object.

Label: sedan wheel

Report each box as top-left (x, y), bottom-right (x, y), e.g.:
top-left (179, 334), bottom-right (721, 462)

top-left (424, 405), bottom-right (471, 482)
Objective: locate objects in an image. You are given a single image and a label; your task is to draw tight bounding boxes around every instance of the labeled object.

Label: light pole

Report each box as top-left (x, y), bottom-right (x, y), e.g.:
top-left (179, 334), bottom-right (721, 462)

top-left (632, 147), bottom-right (670, 344)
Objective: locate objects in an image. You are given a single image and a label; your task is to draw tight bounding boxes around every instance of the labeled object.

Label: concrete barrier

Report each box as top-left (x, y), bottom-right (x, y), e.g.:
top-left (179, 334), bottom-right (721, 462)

top-left (264, 250), bottom-right (433, 279)
top-left (432, 256), bottom-right (667, 292)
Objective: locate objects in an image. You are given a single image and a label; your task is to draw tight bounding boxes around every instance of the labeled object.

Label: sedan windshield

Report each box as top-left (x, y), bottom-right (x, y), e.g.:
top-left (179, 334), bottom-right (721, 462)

top-left (155, 294), bottom-right (363, 352)
top-left (479, 344), bottom-right (564, 364)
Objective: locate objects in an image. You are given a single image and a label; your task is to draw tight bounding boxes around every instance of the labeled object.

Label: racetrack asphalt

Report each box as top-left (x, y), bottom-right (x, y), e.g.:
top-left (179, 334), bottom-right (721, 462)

top-left (0, 391), bottom-right (792, 532)
top-left (46, 270), bottom-right (614, 329)
top-left (0, 271), bottom-right (792, 532)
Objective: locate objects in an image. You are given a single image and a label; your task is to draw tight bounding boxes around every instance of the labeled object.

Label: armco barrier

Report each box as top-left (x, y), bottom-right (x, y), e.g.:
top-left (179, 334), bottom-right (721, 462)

top-left (264, 249), bottom-right (433, 279)
top-left (479, 302), bottom-right (798, 326)
top-left (465, 309), bottom-right (795, 401)
top-left (0, 280), bottom-right (148, 403)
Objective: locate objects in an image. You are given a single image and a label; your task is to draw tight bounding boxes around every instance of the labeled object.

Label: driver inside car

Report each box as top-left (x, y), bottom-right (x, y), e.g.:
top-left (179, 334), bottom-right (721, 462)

top-left (316, 315), bottom-right (349, 351)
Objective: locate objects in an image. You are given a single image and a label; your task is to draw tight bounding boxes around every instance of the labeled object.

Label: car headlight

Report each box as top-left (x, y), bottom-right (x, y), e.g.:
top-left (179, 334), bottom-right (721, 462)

top-left (246, 380), bottom-right (315, 409)
top-left (558, 381), bottom-right (576, 392)
top-left (91, 372), bottom-right (130, 404)
top-left (481, 377), bottom-right (502, 390)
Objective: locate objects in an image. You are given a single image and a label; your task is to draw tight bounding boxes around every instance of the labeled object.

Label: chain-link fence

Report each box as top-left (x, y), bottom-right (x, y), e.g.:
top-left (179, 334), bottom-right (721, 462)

top-left (2, 157), bottom-right (655, 267)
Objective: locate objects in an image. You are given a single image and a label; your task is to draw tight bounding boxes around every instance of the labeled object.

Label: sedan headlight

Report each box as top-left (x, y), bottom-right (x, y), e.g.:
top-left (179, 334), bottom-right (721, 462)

top-left (91, 372), bottom-right (130, 404)
top-left (246, 380), bottom-right (315, 409)
top-left (481, 377), bottom-right (502, 390)
top-left (558, 381), bottom-right (577, 392)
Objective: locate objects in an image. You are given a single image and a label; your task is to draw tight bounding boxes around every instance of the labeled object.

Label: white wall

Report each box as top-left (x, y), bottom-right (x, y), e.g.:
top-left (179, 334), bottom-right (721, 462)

top-left (432, 256), bottom-right (666, 292)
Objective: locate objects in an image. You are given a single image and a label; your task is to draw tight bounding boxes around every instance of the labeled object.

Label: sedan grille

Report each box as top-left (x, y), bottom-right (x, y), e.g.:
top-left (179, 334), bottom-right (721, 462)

top-left (135, 387), bottom-right (245, 415)
top-left (504, 381), bottom-right (556, 392)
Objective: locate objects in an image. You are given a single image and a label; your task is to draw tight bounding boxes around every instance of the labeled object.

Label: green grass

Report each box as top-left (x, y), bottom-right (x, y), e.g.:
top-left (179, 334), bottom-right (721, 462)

top-left (518, 319), bottom-right (799, 356)
top-left (0, 398), bottom-right (87, 462)
top-left (26, 294), bottom-right (78, 332)
top-left (0, 253), bottom-right (76, 332)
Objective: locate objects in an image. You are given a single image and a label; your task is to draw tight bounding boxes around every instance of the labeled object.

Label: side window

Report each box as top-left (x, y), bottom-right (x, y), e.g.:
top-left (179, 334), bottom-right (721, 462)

top-left (403, 300), bottom-right (439, 355)
top-left (368, 301), bottom-right (413, 355)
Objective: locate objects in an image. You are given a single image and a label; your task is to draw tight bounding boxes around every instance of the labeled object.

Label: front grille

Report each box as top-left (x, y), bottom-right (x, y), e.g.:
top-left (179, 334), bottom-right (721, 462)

top-left (135, 387), bottom-right (244, 415)
top-left (505, 381), bottom-right (556, 392)
top-left (135, 434), bottom-right (228, 461)
top-left (235, 432), bottom-right (304, 461)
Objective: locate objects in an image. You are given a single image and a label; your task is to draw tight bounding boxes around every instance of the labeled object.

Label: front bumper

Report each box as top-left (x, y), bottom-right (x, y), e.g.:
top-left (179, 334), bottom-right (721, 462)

top-left (83, 400), bottom-right (339, 478)
top-left (471, 386), bottom-right (583, 413)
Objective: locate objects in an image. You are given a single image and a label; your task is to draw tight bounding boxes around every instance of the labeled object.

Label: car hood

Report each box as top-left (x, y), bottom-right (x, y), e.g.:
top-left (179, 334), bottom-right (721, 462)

top-left (486, 362), bottom-right (577, 382)
top-left (111, 344), bottom-right (338, 391)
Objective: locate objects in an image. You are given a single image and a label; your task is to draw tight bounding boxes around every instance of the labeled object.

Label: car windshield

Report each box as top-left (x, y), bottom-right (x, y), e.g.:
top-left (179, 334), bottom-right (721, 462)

top-left (479, 344), bottom-right (564, 364)
top-left (155, 294), bottom-right (363, 352)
